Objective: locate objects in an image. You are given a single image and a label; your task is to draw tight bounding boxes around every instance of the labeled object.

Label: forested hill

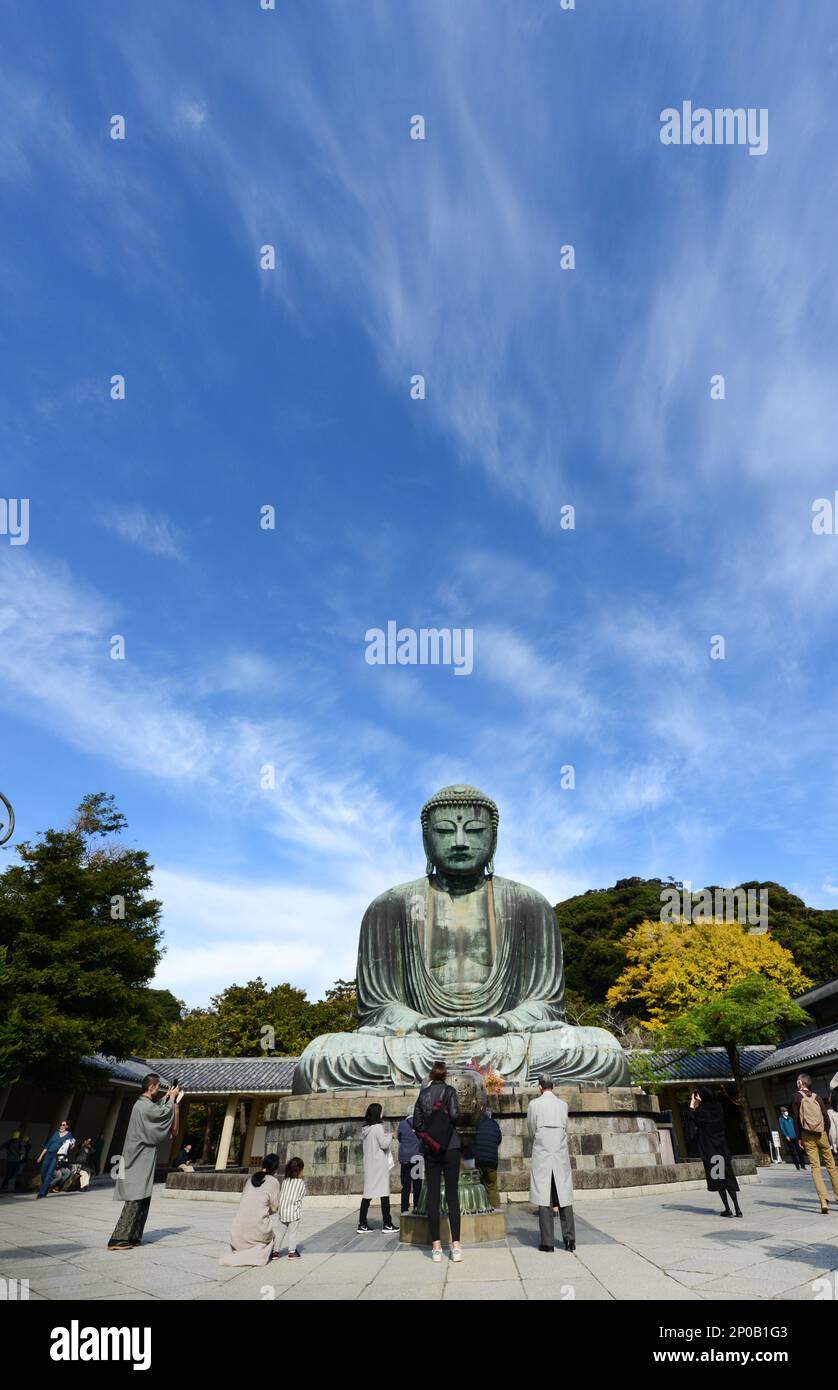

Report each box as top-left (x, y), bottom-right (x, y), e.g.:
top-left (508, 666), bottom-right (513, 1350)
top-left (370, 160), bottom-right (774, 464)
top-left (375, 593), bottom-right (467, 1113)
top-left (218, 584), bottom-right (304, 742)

top-left (555, 878), bottom-right (838, 1005)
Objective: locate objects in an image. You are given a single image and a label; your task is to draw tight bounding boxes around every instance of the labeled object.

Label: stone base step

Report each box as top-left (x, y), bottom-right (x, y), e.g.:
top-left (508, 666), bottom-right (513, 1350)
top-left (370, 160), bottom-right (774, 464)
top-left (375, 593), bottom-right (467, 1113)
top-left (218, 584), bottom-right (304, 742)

top-left (398, 1210), bottom-right (506, 1245)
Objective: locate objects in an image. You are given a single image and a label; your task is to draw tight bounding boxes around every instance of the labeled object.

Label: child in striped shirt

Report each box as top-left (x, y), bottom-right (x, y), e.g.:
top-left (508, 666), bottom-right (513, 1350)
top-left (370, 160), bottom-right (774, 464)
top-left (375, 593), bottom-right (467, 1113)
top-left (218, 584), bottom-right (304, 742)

top-left (273, 1156), bottom-right (306, 1260)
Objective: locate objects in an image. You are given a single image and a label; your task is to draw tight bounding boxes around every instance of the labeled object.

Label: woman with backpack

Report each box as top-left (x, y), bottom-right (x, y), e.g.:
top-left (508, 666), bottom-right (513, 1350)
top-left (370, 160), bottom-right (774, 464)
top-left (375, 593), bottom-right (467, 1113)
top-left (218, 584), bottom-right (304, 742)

top-left (413, 1061), bottom-right (463, 1263)
top-left (358, 1103), bottom-right (397, 1233)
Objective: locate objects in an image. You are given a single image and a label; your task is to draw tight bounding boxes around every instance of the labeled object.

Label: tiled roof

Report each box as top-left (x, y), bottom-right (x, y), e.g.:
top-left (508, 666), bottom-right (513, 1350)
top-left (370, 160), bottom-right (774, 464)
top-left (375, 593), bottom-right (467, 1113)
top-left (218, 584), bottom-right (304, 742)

top-left (82, 1055), bottom-right (156, 1085)
top-left (745, 1024), bottom-right (838, 1077)
top-left (631, 1046), bottom-right (775, 1083)
top-left (145, 1057), bottom-right (299, 1094)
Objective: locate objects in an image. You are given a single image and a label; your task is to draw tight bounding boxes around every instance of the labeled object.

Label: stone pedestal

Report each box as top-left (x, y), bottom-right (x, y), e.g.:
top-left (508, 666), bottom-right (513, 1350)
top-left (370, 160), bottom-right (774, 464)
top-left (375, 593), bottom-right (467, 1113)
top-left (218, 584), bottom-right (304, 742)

top-left (262, 1084), bottom-right (664, 1195)
top-left (399, 1210), bottom-right (506, 1245)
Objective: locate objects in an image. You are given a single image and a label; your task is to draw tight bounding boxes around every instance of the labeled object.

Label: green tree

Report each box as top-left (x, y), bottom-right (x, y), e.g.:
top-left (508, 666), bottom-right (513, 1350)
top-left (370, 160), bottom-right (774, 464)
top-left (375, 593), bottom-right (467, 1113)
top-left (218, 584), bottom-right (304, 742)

top-left (557, 878), bottom-right (668, 1002)
top-left (308, 978), bottom-right (357, 1037)
top-left (0, 946), bottom-right (20, 1086)
top-left (152, 977), bottom-right (358, 1059)
top-left (0, 793), bottom-right (163, 1088)
top-left (133, 988), bottom-right (185, 1054)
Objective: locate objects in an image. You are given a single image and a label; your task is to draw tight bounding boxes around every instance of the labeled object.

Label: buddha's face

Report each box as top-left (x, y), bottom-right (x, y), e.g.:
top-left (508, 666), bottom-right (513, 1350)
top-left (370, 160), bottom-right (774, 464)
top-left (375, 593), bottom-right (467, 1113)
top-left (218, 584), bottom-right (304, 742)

top-left (425, 802), bottom-right (494, 877)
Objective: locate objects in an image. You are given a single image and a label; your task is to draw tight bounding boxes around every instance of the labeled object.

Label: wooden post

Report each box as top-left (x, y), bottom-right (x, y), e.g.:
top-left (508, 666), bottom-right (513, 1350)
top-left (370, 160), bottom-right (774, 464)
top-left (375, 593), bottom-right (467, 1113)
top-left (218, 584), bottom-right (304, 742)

top-left (669, 1088), bottom-right (688, 1163)
top-left (100, 1089), bottom-right (126, 1174)
top-left (215, 1095), bottom-right (239, 1171)
top-left (242, 1098), bottom-right (261, 1168)
top-left (200, 1105), bottom-right (217, 1165)
top-left (169, 1100), bottom-right (190, 1164)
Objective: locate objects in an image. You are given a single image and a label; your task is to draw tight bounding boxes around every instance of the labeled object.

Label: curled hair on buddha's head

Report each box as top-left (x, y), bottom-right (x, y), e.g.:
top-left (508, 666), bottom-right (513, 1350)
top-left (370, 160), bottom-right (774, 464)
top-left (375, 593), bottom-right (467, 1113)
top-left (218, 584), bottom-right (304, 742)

top-left (421, 784), bottom-right (499, 877)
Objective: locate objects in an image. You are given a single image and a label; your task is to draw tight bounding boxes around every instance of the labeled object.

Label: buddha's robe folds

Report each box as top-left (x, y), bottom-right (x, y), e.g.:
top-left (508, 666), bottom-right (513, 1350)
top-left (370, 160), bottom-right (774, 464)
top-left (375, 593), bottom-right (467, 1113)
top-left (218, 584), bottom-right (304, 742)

top-left (292, 876), bottom-right (628, 1092)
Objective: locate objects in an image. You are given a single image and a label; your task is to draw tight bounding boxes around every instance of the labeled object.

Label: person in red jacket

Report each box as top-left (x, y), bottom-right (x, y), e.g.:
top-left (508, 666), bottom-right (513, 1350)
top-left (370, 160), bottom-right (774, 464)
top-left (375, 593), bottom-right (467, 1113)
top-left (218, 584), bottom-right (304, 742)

top-left (791, 1074), bottom-right (838, 1214)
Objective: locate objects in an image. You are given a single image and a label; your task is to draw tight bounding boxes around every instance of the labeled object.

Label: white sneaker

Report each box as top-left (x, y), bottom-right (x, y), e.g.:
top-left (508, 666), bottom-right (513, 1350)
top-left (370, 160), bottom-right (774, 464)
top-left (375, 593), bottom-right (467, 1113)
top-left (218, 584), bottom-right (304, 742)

top-left (431, 1247), bottom-right (443, 1263)
top-left (450, 1247), bottom-right (463, 1262)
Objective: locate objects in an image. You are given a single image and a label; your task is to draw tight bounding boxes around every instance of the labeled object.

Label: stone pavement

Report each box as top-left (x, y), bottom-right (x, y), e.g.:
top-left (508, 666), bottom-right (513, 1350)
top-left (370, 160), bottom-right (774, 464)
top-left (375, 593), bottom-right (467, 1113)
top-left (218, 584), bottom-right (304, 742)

top-left (2, 1166), bottom-right (837, 1301)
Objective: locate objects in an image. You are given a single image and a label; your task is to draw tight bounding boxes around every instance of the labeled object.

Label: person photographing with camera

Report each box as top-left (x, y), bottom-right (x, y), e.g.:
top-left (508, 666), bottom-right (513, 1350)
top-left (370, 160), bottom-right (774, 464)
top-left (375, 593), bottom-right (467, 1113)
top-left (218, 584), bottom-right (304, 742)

top-left (107, 1073), bottom-right (182, 1250)
top-left (684, 1087), bottom-right (743, 1218)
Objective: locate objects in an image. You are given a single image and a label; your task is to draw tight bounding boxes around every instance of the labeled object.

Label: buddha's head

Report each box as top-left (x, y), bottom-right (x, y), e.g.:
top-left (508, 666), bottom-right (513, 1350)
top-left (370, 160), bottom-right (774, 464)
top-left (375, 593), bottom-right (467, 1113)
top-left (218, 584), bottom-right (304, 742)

top-left (421, 784), bottom-right (499, 880)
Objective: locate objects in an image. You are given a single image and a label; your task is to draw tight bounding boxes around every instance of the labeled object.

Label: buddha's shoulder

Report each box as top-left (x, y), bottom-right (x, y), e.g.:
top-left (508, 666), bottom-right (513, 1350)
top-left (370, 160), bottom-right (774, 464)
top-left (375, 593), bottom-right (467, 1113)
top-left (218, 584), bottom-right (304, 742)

top-left (492, 875), bottom-right (556, 914)
top-left (362, 877), bottom-right (429, 916)
top-left (361, 875), bottom-right (556, 917)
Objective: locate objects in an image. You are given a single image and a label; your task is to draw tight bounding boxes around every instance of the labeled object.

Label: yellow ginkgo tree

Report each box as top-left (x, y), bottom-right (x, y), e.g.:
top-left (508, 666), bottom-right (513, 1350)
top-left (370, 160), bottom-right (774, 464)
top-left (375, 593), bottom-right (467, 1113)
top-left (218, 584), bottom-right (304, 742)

top-left (606, 918), bottom-right (810, 1028)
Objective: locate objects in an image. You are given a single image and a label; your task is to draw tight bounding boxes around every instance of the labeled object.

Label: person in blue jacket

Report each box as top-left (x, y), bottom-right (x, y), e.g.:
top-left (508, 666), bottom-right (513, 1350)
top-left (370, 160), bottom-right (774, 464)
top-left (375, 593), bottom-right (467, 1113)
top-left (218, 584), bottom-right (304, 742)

top-left (36, 1120), bottom-right (74, 1197)
top-left (397, 1107), bottom-right (423, 1214)
top-left (0, 1132), bottom-right (30, 1191)
top-left (777, 1106), bottom-right (805, 1169)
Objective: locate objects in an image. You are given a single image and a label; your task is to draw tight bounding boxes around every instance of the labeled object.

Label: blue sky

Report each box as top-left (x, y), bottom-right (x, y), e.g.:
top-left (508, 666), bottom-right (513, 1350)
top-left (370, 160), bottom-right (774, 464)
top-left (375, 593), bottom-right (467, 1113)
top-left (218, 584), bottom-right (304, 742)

top-left (3, 0), bottom-right (838, 1007)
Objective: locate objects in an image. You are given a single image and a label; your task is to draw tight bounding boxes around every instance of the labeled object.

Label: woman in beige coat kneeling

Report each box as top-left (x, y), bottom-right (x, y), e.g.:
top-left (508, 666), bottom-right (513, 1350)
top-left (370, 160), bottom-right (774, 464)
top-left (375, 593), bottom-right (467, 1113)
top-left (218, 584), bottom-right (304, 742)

top-left (220, 1154), bottom-right (281, 1266)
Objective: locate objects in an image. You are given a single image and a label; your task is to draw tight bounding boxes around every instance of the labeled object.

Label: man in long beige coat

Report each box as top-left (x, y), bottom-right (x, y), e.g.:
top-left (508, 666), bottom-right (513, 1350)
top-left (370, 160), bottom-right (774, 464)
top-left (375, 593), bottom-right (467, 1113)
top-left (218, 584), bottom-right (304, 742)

top-left (527, 1076), bottom-right (575, 1252)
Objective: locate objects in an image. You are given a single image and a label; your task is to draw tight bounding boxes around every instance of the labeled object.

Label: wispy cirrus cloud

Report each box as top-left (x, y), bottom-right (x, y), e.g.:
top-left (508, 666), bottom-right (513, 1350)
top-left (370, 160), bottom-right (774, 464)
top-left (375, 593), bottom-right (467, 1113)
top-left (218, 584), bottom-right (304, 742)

top-left (105, 2), bottom-right (592, 529)
top-left (99, 505), bottom-right (186, 560)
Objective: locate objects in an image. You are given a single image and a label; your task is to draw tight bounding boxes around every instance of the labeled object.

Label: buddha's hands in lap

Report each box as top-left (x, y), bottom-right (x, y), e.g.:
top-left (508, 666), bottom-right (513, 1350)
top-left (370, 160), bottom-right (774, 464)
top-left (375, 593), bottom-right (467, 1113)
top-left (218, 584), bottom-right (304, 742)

top-left (358, 1009), bottom-right (427, 1037)
top-left (417, 1015), bottom-right (507, 1042)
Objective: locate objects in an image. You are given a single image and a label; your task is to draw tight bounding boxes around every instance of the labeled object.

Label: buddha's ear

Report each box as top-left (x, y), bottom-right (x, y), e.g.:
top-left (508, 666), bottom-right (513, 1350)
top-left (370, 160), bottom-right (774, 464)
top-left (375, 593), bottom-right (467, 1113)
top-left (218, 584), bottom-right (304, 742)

top-left (485, 820), bottom-right (498, 876)
top-left (422, 827), bottom-right (434, 876)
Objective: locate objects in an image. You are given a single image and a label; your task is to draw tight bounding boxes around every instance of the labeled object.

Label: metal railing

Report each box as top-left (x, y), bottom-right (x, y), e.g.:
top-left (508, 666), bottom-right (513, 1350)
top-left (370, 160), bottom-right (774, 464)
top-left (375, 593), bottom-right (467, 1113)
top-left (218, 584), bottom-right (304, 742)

top-left (0, 790), bottom-right (14, 847)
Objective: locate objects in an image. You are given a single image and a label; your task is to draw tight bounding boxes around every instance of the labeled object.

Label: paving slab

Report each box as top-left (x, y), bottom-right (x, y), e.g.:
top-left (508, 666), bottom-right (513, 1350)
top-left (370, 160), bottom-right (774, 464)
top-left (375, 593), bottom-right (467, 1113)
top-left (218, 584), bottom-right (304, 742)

top-left (578, 1245), bottom-right (702, 1300)
top-left (511, 1245), bottom-right (585, 1279)
top-left (359, 1281), bottom-right (445, 1300)
top-left (279, 1280), bottom-right (371, 1301)
top-left (782, 1277), bottom-right (837, 1301)
top-left (701, 1256), bottom-right (838, 1299)
top-left (367, 1257), bottom-right (447, 1285)
top-left (312, 1251), bottom-right (394, 1280)
top-left (523, 1277), bottom-right (613, 1300)
top-left (444, 1247), bottom-right (519, 1281)
top-left (443, 1279), bottom-right (526, 1300)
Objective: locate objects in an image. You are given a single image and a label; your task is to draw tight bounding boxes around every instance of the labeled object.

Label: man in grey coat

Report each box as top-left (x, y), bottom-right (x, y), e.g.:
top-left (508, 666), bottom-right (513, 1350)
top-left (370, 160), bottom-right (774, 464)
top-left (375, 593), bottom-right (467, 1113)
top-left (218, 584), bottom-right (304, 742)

top-left (527, 1076), bottom-right (575, 1252)
top-left (108, 1074), bottom-right (180, 1250)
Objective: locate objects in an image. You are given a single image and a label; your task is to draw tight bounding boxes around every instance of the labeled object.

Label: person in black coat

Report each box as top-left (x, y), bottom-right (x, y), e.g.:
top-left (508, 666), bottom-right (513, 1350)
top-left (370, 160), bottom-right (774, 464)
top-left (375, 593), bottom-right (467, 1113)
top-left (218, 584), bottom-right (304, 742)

top-left (684, 1086), bottom-right (742, 1217)
top-left (413, 1061), bottom-right (463, 1262)
top-left (473, 1110), bottom-right (503, 1210)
